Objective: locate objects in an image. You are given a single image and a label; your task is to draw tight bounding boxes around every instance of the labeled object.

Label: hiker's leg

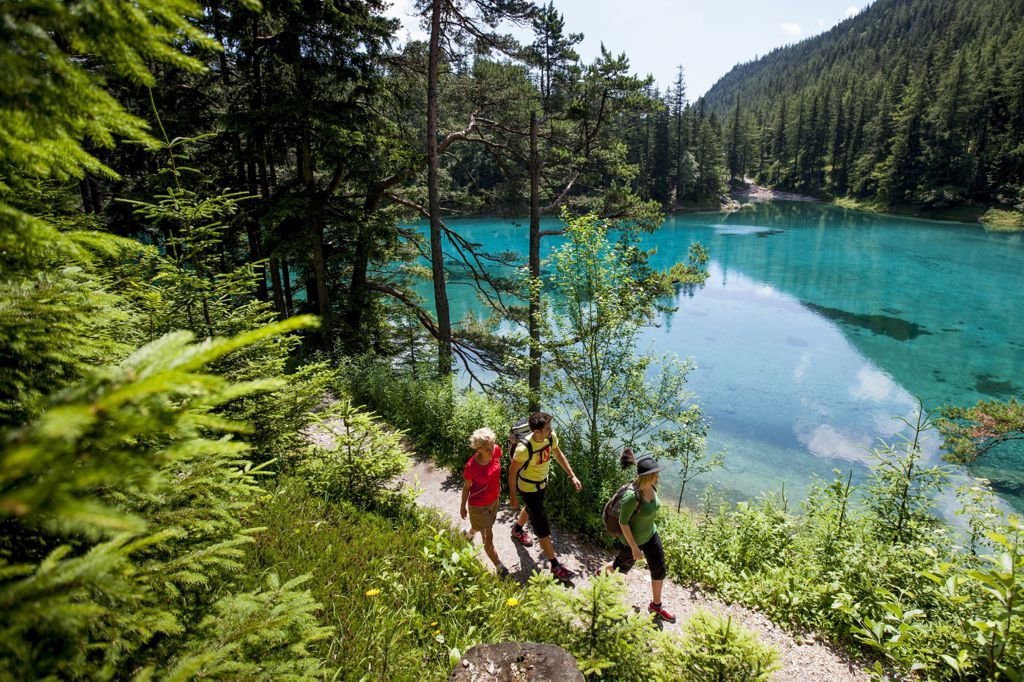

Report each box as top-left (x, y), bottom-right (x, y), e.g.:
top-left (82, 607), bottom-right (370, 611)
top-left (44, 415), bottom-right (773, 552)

top-left (515, 505), bottom-right (529, 527)
top-left (599, 541), bottom-right (639, 578)
top-left (642, 532), bottom-right (667, 601)
top-left (610, 544), bottom-right (635, 574)
top-left (468, 502), bottom-right (490, 541)
top-left (521, 491), bottom-right (551, 552)
top-left (481, 527), bottom-right (500, 566)
top-left (477, 500), bottom-right (500, 565)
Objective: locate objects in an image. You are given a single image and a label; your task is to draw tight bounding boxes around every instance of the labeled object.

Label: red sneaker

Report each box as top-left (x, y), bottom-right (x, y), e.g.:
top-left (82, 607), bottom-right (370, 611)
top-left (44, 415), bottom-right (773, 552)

top-left (510, 527), bottom-right (533, 546)
top-left (648, 602), bottom-right (676, 623)
top-left (551, 563), bottom-right (575, 581)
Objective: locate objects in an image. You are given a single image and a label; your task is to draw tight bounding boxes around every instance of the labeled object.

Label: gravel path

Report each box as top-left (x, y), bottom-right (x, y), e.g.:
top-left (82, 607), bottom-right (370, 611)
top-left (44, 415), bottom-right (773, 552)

top-left (400, 454), bottom-right (870, 682)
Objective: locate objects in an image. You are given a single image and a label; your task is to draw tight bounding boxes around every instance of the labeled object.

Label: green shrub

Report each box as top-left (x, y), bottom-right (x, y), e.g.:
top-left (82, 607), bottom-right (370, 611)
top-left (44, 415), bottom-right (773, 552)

top-left (0, 322), bottom-right (332, 681)
top-left (337, 356), bottom-right (510, 472)
top-left (299, 397), bottom-right (412, 510)
top-left (241, 482), bottom-right (526, 681)
top-left (514, 573), bottom-right (663, 681)
top-left (661, 610), bottom-right (779, 681)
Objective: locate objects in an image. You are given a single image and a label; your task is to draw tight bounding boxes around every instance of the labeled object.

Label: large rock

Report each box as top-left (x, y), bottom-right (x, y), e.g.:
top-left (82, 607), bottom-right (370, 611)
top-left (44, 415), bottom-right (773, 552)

top-left (449, 642), bottom-right (584, 682)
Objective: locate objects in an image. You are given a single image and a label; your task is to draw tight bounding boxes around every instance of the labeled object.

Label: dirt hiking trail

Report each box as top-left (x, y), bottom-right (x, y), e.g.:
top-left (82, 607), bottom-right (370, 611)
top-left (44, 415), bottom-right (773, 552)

top-left (400, 454), bottom-right (869, 681)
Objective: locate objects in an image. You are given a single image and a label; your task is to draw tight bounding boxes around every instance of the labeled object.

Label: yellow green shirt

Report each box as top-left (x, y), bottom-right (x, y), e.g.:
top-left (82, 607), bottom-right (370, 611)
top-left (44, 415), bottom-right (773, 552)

top-left (513, 432), bottom-right (558, 492)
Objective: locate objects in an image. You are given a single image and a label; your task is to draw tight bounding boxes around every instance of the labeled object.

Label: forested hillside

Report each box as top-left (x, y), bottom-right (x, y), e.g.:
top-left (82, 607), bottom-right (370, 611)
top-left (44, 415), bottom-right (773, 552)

top-left (699, 0), bottom-right (1024, 208)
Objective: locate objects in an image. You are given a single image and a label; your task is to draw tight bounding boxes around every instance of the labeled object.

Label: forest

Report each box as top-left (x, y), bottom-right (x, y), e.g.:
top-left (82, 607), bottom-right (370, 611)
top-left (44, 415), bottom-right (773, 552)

top-left (2, 0), bottom-right (1024, 680)
top-left (703, 0), bottom-right (1024, 212)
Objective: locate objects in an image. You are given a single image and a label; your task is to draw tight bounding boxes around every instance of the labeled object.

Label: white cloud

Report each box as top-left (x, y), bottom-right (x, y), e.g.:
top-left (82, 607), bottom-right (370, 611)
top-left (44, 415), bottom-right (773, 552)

top-left (845, 6), bottom-right (860, 19)
top-left (802, 424), bottom-right (871, 463)
top-left (792, 351), bottom-right (811, 382)
top-left (385, 0), bottom-right (427, 42)
top-left (781, 22), bottom-right (802, 37)
top-left (850, 365), bottom-right (897, 402)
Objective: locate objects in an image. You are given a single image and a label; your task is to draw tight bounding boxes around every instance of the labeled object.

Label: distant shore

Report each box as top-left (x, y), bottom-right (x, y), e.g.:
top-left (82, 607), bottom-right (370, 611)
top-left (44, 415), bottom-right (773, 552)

top-left (721, 181), bottom-right (1024, 230)
top-left (730, 181), bottom-right (820, 203)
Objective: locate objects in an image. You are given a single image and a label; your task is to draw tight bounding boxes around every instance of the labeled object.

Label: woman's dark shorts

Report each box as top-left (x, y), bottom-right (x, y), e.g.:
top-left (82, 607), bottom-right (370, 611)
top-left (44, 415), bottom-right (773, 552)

top-left (518, 488), bottom-right (551, 539)
top-left (612, 531), bottom-right (666, 580)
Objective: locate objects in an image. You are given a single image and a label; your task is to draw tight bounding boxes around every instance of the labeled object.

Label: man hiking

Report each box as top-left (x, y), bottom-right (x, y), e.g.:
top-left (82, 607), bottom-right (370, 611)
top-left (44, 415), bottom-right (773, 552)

top-left (508, 412), bottom-right (582, 581)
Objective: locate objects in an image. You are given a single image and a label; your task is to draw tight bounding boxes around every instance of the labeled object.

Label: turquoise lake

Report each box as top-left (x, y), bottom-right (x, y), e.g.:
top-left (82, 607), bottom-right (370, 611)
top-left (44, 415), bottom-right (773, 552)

top-left (418, 201), bottom-right (1024, 511)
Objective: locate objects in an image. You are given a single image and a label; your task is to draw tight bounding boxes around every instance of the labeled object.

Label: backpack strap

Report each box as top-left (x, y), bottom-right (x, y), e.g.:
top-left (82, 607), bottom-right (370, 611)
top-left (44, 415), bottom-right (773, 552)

top-left (621, 482), bottom-right (647, 528)
top-left (515, 437), bottom-right (548, 488)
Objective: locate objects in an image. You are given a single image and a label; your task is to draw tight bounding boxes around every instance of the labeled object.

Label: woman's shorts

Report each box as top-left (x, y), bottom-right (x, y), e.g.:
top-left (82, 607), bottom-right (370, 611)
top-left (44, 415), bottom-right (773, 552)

top-left (611, 531), bottom-right (666, 580)
top-left (468, 499), bottom-right (499, 531)
top-left (518, 488), bottom-right (551, 539)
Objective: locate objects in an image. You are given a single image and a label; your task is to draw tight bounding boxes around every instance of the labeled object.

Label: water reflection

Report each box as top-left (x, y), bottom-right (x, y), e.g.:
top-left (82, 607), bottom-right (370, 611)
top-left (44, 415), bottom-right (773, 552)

top-left (417, 204), bottom-right (1024, 509)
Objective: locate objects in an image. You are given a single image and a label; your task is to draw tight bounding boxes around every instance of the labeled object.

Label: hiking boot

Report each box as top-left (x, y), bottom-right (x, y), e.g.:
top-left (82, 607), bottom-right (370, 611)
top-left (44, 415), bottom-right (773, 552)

top-left (510, 527), bottom-right (533, 546)
top-left (648, 602), bottom-right (676, 623)
top-left (496, 565), bottom-right (510, 577)
top-left (551, 563), bottom-right (575, 581)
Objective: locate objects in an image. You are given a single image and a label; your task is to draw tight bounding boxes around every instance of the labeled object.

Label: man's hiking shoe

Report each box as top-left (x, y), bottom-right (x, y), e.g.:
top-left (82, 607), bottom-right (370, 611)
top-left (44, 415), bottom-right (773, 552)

top-left (551, 564), bottom-right (575, 581)
top-left (496, 565), bottom-right (510, 577)
top-left (510, 527), bottom-right (533, 546)
top-left (648, 602), bottom-right (676, 623)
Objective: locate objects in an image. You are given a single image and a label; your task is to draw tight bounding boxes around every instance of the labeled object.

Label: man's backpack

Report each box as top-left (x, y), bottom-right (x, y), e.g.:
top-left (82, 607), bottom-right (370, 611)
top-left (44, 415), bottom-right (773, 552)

top-left (506, 420), bottom-right (532, 458)
top-left (602, 482), bottom-right (640, 535)
top-left (507, 420), bottom-right (548, 489)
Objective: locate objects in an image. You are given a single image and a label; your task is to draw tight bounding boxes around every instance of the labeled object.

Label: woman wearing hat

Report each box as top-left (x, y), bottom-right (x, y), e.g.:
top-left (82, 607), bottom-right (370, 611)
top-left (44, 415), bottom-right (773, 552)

top-left (599, 448), bottom-right (675, 623)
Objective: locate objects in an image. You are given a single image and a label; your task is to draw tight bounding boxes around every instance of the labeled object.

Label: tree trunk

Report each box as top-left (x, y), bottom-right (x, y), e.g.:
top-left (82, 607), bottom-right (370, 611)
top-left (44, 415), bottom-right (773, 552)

top-left (79, 175), bottom-right (102, 214)
top-left (282, 259), bottom-right (294, 314)
top-left (310, 219), bottom-right (330, 329)
top-left (427, 0), bottom-right (453, 376)
top-left (528, 111), bottom-right (542, 411)
top-left (245, 157), bottom-right (269, 301)
top-left (345, 188), bottom-right (384, 352)
top-left (269, 256), bottom-right (285, 318)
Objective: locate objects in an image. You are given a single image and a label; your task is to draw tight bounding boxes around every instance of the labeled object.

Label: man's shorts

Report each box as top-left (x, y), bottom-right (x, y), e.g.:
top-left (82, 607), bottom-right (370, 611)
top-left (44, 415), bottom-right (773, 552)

top-left (518, 488), bottom-right (551, 539)
top-left (468, 499), bottom-right (499, 532)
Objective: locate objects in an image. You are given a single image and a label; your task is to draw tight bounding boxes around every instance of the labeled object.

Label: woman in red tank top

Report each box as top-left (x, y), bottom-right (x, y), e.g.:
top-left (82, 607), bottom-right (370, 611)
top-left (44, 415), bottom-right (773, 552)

top-left (460, 427), bottom-right (508, 576)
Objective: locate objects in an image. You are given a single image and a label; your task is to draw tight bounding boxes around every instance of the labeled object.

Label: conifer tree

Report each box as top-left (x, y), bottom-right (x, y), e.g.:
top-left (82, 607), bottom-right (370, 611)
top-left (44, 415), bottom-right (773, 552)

top-left (1, 2), bottom-right (336, 678)
top-left (671, 66), bottom-right (691, 202)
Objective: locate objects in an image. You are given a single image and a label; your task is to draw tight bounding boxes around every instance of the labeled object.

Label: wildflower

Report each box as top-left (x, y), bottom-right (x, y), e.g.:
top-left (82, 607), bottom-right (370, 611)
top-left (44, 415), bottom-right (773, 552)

top-left (506, 597), bottom-right (520, 607)
top-left (365, 588), bottom-right (381, 597)
top-left (430, 621), bottom-right (438, 627)
top-left (432, 630), bottom-right (441, 636)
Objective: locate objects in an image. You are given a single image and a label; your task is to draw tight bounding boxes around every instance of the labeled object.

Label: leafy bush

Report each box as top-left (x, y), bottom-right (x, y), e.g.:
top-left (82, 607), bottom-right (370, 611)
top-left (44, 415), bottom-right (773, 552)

top-left (661, 610), bottom-right (779, 681)
top-left (0, 322), bottom-right (332, 681)
top-left (513, 573), bottom-right (663, 680)
top-left (242, 483), bottom-right (526, 681)
top-left (337, 356), bottom-right (510, 471)
top-left (299, 398), bottom-right (412, 509)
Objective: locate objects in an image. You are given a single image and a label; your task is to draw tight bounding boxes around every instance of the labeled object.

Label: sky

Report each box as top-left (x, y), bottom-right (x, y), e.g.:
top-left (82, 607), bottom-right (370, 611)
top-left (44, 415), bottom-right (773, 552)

top-left (385, 0), bottom-right (874, 98)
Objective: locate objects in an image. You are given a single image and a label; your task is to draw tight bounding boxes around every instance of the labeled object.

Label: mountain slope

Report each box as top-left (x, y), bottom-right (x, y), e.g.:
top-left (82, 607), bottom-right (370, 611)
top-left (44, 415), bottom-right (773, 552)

top-left (701, 0), bottom-right (1024, 207)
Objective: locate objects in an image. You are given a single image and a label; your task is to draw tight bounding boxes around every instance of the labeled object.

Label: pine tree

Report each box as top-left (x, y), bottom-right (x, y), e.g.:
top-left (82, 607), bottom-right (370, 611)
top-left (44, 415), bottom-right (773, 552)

top-left (1, 3), bottom-right (337, 678)
top-left (672, 66), bottom-right (690, 203)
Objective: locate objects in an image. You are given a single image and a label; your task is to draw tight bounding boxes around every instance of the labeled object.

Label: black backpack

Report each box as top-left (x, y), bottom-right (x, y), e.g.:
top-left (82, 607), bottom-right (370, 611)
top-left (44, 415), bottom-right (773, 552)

top-left (602, 481), bottom-right (641, 535)
top-left (507, 420), bottom-right (548, 489)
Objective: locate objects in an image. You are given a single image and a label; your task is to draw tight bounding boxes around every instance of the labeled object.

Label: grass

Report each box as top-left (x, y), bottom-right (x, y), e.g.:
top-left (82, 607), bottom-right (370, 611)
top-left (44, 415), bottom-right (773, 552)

top-left (833, 197), bottom-right (993, 224)
top-left (834, 196), bottom-right (1024, 229)
top-left (240, 479), bottom-right (526, 681)
top-left (979, 208), bottom-right (1024, 231)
